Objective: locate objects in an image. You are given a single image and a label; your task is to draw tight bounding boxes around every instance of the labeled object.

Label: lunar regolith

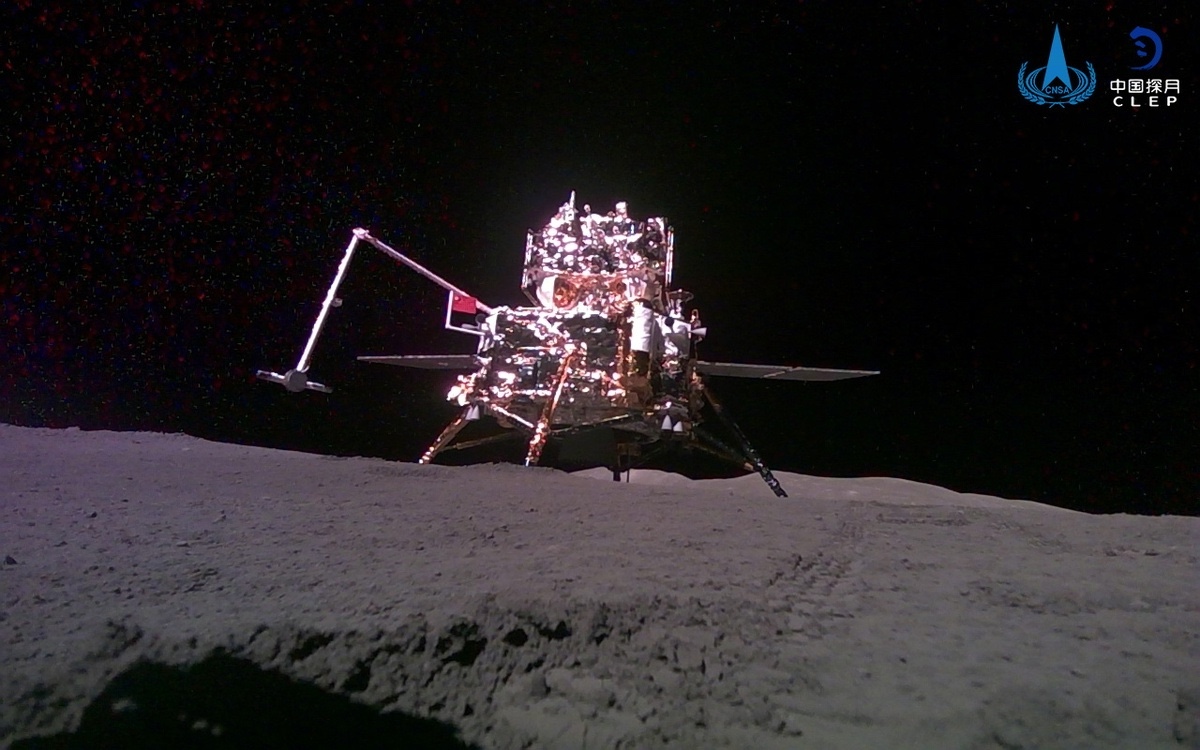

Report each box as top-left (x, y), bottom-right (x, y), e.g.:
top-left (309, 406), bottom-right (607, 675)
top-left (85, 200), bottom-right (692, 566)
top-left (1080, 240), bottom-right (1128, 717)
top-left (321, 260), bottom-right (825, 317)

top-left (1, 425), bottom-right (1197, 749)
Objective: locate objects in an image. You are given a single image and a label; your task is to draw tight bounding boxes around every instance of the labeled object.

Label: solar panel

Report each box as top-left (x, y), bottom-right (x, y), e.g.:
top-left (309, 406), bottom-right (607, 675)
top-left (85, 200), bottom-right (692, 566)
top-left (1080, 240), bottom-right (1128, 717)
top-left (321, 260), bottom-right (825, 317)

top-left (357, 354), bottom-right (479, 370)
top-left (695, 361), bottom-right (879, 381)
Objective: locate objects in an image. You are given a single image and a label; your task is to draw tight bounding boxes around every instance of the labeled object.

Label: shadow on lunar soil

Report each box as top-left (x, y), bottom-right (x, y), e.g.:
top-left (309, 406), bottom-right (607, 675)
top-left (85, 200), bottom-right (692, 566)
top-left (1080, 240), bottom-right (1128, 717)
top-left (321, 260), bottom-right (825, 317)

top-left (12, 651), bottom-right (478, 750)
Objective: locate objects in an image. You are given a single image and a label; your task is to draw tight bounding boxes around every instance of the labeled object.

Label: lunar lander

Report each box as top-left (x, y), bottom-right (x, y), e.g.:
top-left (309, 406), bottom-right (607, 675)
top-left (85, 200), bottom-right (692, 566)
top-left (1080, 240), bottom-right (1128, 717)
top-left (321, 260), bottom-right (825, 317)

top-left (257, 194), bottom-right (877, 496)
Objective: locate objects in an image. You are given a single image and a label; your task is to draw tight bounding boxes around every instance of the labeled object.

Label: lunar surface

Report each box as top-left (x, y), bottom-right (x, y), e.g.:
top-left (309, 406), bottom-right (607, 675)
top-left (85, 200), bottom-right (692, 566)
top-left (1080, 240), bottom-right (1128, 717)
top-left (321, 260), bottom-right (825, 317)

top-left (1, 424), bottom-right (1197, 749)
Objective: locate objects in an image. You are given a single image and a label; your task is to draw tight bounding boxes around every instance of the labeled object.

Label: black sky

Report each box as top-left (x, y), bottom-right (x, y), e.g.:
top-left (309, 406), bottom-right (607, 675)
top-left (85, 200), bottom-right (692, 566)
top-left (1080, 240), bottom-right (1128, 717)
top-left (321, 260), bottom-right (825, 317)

top-left (2, 1), bottom-right (1196, 514)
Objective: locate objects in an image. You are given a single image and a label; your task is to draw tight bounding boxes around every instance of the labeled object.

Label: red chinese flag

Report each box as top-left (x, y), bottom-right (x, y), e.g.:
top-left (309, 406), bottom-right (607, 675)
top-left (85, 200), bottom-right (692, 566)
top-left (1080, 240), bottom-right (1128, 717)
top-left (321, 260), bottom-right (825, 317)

top-left (451, 292), bottom-right (478, 314)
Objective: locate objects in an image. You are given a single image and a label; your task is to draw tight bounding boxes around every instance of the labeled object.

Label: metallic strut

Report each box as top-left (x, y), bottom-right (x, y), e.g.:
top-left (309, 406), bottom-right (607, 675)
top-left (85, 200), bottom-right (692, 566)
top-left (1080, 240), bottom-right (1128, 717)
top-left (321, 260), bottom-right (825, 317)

top-left (550, 413), bottom-right (638, 438)
top-left (699, 381), bottom-right (789, 498)
top-left (254, 232), bottom-right (361, 394)
top-left (419, 410), bottom-right (471, 464)
top-left (524, 348), bottom-right (579, 467)
top-left (352, 228), bottom-right (495, 314)
top-left (692, 427), bottom-right (755, 472)
top-left (439, 430), bottom-right (525, 453)
top-left (298, 233), bottom-right (360, 374)
top-left (488, 404), bottom-right (536, 431)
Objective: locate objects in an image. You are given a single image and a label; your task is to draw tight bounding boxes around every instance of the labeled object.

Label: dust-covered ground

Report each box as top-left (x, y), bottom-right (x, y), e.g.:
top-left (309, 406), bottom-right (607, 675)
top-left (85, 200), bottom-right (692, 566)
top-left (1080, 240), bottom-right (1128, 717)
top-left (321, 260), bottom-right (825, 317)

top-left (1, 425), bottom-right (1197, 749)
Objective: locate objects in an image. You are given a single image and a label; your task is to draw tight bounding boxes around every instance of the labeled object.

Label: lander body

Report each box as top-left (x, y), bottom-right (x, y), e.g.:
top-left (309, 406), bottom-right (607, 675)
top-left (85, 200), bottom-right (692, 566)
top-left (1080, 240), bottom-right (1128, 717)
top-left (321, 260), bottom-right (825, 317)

top-left (257, 194), bottom-right (877, 496)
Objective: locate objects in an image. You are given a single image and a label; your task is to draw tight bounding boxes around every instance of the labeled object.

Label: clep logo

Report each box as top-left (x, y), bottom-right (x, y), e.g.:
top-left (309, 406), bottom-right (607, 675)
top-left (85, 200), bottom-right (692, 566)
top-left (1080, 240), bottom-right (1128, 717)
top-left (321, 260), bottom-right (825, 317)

top-left (1129, 26), bottom-right (1163, 70)
top-left (1017, 25), bottom-right (1097, 107)
top-left (1111, 26), bottom-right (1179, 108)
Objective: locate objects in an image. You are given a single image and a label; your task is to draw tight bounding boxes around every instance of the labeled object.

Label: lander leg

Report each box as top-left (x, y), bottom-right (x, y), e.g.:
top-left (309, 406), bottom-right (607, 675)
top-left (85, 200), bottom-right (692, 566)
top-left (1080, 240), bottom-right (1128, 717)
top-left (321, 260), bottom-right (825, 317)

top-left (612, 439), bottom-right (639, 482)
top-left (524, 349), bottom-right (578, 467)
top-left (699, 382), bottom-right (788, 498)
top-left (439, 431), bottom-right (525, 454)
top-left (610, 438), bottom-right (673, 483)
top-left (422, 407), bottom-right (533, 463)
top-left (692, 428), bottom-right (755, 472)
top-left (419, 409), bottom-right (472, 464)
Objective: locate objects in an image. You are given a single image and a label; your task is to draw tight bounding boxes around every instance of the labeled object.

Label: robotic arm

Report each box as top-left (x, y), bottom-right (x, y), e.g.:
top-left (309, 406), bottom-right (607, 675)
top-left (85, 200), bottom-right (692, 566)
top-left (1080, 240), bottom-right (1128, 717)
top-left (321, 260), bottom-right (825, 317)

top-left (255, 228), bottom-right (492, 394)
